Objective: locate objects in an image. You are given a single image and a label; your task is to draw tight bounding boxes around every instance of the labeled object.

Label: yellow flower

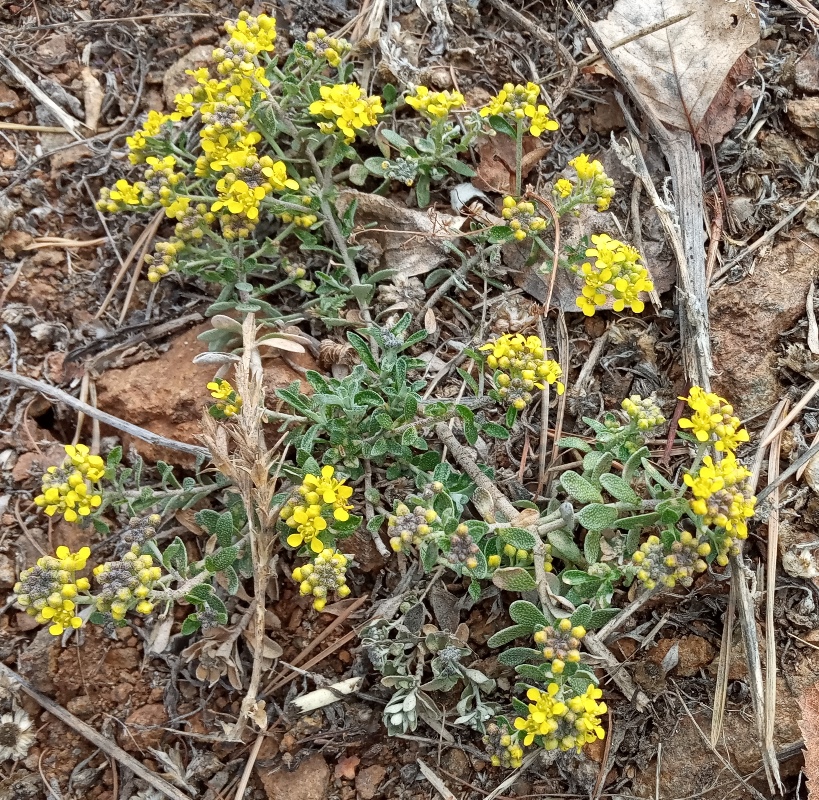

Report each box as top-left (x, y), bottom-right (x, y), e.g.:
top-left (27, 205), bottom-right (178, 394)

top-left (212, 176), bottom-right (267, 220)
top-left (208, 379), bottom-right (242, 416)
top-left (569, 153), bottom-right (603, 181)
top-left (405, 85), bottom-right (465, 119)
top-left (261, 158), bottom-right (299, 192)
top-left (523, 103), bottom-right (559, 136)
top-left (684, 453), bottom-right (755, 538)
top-left (309, 83), bottom-right (384, 142)
top-left (480, 83), bottom-right (558, 137)
top-left (109, 179), bottom-right (142, 206)
top-left (513, 684), bottom-right (566, 746)
top-left (301, 465), bottom-right (354, 521)
top-left (40, 600), bottom-right (83, 636)
top-left (286, 504), bottom-right (329, 553)
top-left (500, 196), bottom-right (547, 241)
top-left (554, 178), bottom-right (573, 198)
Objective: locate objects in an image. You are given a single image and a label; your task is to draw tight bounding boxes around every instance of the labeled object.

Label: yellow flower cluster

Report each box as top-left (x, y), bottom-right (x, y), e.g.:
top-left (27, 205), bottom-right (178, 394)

top-left (388, 501), bottom-right (440, 553)
top-left (34, 445), bottom-right (104, 523)
top-left (292, 548), bottom-right (351, 611)
top-left (576, 234), bottom-right (653, 317)
top-left (480, 333), bottom-right (564, 410)
top-left (513, 683), bottom-right (606, 751)
top-left (632, 531), bottom-right (710, 590)
top-left (483, 722), bottom-right (524, 768)
top-left (533, 619), bottom-right (586, 676)
top-left (684, 453), bottom-right (755, 541)
top-left (500, 196), bottom-right (547, 241)
top-left (214, 11), bottom-right (277, 76)
top-left (678, 387), bottom-right (750, 453)
top-left (14, 546), bottom-right (91, 635)
top-left (309, 83), bottom-right (384, 142)
top-left (281, 466), bottom-right (354, 553)
top-left (491, 542), bottom-right (553, 573)
top-left (94, 551), bottom-right (162, 619)
top-left (479, 82), bottom-right (559, 137)
top-left (553, 154), bottom-right (616, 212)
top-left (621, 394), bottom-right (665, 431)
top-left (125, 110), bottom-right (182, 165)
top-left (305, 28), bottom-right (351, 67)
top-left (405, 85), bottom-right (465, 119)
top-left (208, 379), bottom-right (243, 417)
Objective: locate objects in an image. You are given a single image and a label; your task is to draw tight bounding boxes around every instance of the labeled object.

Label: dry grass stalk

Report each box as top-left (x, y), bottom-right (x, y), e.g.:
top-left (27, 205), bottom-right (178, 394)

top-left (200, 314), bottom-right (284, 740)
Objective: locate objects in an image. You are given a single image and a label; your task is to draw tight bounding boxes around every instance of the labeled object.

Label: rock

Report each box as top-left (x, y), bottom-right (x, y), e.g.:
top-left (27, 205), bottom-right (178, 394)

top-left (0, 230), bottom-right (32, 259)
top-left (104, 647), bottom-right (140, 671)
top-left (787, 97), bottom-right (819, 138)
top-left (649, 636), bottom-right (716, 677)
top-left (17, 628), bottom-right (60, 693)
top-left (0, 554), bottom-right (15, 588)
top-left (120, 703), bottom-right (168, 751)
top-left (162, 45), bottom-right (213, 110)
top-left (711, 232), bottom-right (818, 415)
top-left (354, 765), bottom-right (386, 800)
top-left (0, 82), bottom-right (22, 117)
top-left (796, 42), bottom-right (819, 94)
top-left (95, 323), bottom-right (315, 464)
top-left (257, 753), bottom-right (330, 800)
top-left (66, 696), bottom-right (94, 719)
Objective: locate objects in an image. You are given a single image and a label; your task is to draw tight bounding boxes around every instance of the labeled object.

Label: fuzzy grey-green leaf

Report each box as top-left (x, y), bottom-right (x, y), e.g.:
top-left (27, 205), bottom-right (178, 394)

top-left (560, 470), bottom-right (604, 504)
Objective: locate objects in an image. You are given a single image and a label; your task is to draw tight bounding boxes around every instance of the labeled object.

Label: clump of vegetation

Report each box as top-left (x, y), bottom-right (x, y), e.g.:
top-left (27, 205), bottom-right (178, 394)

top-left (11, 11), bottom-right (758, 767)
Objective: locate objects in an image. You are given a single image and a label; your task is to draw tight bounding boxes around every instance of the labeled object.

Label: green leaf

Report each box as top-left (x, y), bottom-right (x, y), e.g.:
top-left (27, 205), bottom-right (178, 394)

top-left (89, 611), bottom-right (108, 625)
top-left (558, 436), bottom-right (591, 453)
top-left (589, 608), bottom-right (621, 627)
top-left (346, 331), bottom-right (379, 371)
top-left (456, 368), bottom-right (479, 395)
top-left (513, 665), bottom-right (548, 686)
top-left (486, 225), bottom-right (515, 244)
top-left (181, 615), bottom-right (201, 635)
top-left (468, 579), bottom-right (482, 601)
top-left (380, 128), bottom-right (411, 150)
top-left (492, 567), bottom-right (537, 592)
top-left (584, 530), bottom-right (601, 563)
top-left (509, 600), bottom-right (547, 628)
top-left (185, 584), bottom-right (214, 604)
top-left (420, 539), bottom-right (438, 572)
top-left (443, 157), bottom-right (476, 177)
top-left (570, 604), bottom-right (593, 630)
top-left (599, 473), bottom-right (640, 504)
top-left (658, 499), bottom-right (686, 524)
top-left (415, 173), bottom-right (431, 209)
top-left (505, 406), bottom-right (518, 428)
top-left (500, 527), bottom-right (537, 551)
top-left (488, 114), bottom-right (517, 137)
top-left (561, 572), bottom-right (601, 598)
top-left (106, 446), bottom-right (122, 468)
top-left (560, 471), bottom-right (603, 504)
top-left (205, 545), bottom-right (238, 573)
top-left (224, 565), bottom-right (240, 595)
top-left (576, 503), bottom-right (620, 531)
top-left (355, 390), bottom-right (385, 407)
top-left (487, 623), bottom-right (534, 648)
top-left (546, 529), bottom-right (584, 566)
top-left (369, 438), bottom-right (388, 458)
top-left (162, 537), bottom-right (187, 573)
top-left (383, 83), bottom-right (398, 104)
top-left (615, 511), bottom-right (661, 530)
top-left (622, 445), bottom-right (649, 482)
top-left (497, 647), bottom-right (542, 667)
top-left (481, 422), bottom-right (510, 440)
top-left (349, 162), bottom-right (369, 186)
top-left (568, 672), bottom-right (595, 695)
top-left (457, 405), bottom-right (478, 446)
top-left (214, 511), bottom-right (235, 548)
top-left (584, 451), bottom-right (614, 485)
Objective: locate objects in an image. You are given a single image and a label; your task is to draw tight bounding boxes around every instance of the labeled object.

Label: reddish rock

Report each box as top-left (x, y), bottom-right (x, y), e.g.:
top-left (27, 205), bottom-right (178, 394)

top-left (96, 323), bottom-right (316, 464)
top-left (711, 232), bottom-right (818, 415)
top-left (120, 703), bottom-right (168, 751)
top-left (788, 97), bottom-right (819, 138)
top-left (257, 753), bottom-right (330, 800)
top-left (0, 81), bottom-right (22, 117)
top-left (354, 765), bottom-right (386, 800)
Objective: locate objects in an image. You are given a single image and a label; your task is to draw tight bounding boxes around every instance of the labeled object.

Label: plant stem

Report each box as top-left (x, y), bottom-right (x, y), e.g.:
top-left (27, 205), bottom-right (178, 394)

top-left (515, 120), bottom-right (524, 197)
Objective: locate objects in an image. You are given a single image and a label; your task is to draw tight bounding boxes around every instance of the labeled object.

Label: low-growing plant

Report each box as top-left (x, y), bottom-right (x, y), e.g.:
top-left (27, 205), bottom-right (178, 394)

top-left (9, 9), bottom-right (760, 768)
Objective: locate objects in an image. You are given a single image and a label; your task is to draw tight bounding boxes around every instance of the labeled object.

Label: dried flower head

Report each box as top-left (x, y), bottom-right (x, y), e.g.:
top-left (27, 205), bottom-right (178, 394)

top-left (0, 708), bottom-right (36, 761)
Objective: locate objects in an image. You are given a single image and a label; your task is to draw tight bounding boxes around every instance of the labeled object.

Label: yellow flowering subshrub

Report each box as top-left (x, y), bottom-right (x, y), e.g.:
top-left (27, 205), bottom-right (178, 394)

top-left (208, 378), bottom-right (243, 418)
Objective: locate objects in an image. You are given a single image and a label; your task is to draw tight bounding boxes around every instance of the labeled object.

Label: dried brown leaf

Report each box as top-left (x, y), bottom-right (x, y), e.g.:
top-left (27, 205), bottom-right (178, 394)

top-left (80, 67), bottom-right (104, 132)
top-left (593, 0), bottom-right (759, 133)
